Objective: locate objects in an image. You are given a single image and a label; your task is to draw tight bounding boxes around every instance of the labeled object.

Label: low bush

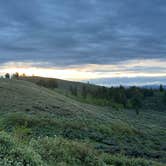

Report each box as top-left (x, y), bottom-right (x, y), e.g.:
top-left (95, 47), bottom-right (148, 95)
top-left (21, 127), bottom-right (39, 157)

top-left (0, 131), bottom-right (164, 166)
top-left (30, 136), bottom-right (103, 166)
top-left (0, 131), bottom-right (44, 165)
top-left (111, 120), bottom-right (139, 136)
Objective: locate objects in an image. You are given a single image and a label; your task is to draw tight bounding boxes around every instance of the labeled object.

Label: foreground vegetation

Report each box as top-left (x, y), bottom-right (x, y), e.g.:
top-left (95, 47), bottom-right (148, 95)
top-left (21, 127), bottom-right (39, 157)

top-left (0, 78), bottom-right (165, 165)
top-left (0, 131), bottom-right (165, 166)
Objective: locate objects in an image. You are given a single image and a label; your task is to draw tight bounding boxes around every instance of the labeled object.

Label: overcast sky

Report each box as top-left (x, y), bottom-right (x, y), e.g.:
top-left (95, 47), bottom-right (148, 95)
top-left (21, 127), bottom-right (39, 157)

top-left (0, 0), bottom-right (165, 85)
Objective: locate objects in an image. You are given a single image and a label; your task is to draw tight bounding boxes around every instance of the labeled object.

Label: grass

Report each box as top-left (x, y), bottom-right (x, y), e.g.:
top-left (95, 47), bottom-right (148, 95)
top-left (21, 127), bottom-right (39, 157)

top-left (0, 79), bottom-right (165, 165)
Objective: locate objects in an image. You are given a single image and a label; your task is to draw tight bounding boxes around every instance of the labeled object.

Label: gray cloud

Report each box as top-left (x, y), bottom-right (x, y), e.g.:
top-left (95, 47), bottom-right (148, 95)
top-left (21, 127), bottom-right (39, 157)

top-left (0, 0), bottom-right (166, 67)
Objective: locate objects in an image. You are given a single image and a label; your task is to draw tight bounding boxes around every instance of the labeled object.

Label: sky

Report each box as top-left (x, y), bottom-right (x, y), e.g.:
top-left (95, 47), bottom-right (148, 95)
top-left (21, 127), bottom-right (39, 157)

top-left (0, 0), bottom-right (166, 85)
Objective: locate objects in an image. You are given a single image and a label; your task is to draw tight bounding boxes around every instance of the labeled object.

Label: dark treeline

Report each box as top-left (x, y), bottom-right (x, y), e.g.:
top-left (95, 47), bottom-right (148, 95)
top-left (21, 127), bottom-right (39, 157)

top-left (4, 72), bottom-right (23, 79)
top-left (70, 84), bottom-right (166, 112)
top-left (77, 85), bottom-right (153, 111)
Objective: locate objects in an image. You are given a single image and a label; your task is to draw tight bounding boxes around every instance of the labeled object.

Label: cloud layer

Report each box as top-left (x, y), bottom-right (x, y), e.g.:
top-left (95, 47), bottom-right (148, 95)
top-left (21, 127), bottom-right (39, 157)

top-left (0, 0), bottom-right (166, 65)
top-left (0, 0), bottom-right (165, 84)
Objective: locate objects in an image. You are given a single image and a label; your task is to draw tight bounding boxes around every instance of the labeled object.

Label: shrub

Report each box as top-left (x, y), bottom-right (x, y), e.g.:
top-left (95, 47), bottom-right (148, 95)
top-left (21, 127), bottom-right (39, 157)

top-left (0, 131), bottom-right (44, 165)
top-left (111, 120), bottom-right (138, 136)
top-left (3, 113), bottom-right (40, 128)
top-left (30, 136), bottom-right (103, 166)
top-left (12, 126), bottom-right (32, 142)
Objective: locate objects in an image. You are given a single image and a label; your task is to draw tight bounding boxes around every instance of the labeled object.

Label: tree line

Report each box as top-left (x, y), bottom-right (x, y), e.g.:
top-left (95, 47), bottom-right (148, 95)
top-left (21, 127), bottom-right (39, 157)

top-left (3, 72), bottom-right (25, 79)
top-left (70, 84), bottom-right (166, 113)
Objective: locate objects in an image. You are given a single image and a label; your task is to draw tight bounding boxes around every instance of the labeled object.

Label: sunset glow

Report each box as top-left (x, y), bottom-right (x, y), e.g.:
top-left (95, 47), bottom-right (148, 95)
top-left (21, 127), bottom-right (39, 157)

top-left (0, 59), bottom-right (166, 81)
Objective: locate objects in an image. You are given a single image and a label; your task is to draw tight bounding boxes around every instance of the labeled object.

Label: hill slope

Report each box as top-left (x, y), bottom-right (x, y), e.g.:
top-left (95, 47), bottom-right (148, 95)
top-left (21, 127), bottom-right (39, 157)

top-left (20, 76), bottom-right (166, 111)
top-left (0, 79), bottom-right (165, 166)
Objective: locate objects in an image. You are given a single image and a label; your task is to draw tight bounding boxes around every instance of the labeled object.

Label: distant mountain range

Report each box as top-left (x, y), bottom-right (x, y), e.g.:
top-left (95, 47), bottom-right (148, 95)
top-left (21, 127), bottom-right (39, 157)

top-left (87, 77), bottom-right (166, 89)
top-left (141, 84), bottom-right (166, 89)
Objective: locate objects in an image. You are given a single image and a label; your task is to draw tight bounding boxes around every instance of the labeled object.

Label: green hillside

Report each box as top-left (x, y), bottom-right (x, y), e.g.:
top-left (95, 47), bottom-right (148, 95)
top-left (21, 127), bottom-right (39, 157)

top-left (0, 78), bottom-right (165, 166)
top-left (20, 76), bottom-right (166, 111)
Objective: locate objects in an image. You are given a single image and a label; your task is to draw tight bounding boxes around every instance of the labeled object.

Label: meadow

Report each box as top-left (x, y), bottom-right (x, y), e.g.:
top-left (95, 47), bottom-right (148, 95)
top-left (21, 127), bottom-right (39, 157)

top-left (0, 78), bottom-right (165, 166)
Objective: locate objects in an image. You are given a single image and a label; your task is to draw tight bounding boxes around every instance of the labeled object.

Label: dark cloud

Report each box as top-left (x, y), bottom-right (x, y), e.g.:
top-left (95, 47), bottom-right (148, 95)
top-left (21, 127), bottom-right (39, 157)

top-left (0, 0), bottom-right (166, 66)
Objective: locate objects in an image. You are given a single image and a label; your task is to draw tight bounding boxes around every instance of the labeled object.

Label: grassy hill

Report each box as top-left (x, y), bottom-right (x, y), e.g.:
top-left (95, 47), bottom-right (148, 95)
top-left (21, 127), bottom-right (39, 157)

top-left (0, 78), bottom-right (165, 166)
top-left (20, 76), bottom-right (166, 110)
